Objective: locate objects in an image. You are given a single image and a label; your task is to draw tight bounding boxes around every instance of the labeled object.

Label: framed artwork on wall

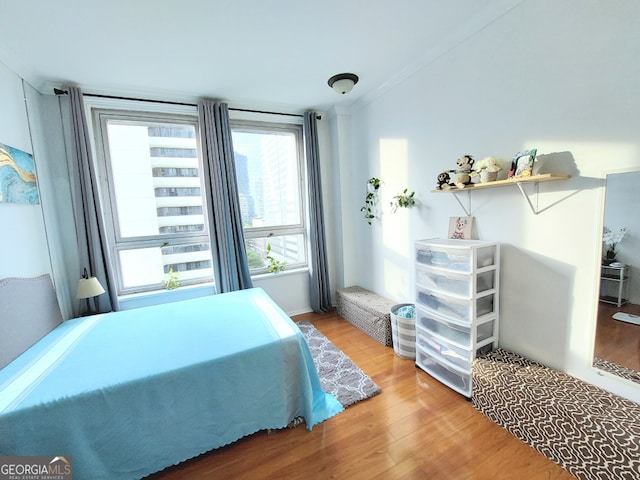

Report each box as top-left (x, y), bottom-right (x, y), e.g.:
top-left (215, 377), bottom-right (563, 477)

top-left (0, 143), bottom-right (39, 204)
top-left (508, 148), bottom-right (537, 178)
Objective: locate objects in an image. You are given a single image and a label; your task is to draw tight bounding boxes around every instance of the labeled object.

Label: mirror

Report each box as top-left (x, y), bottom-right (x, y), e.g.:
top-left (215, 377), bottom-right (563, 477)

top-left (593, 170), bottom-right (640, 383)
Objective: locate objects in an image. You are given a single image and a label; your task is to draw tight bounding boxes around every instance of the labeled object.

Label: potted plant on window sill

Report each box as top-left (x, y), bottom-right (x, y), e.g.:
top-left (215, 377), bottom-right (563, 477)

top-left (266, 243), bottom-right (286, 273)
top-left (161, 268), bottom-right (180, 289)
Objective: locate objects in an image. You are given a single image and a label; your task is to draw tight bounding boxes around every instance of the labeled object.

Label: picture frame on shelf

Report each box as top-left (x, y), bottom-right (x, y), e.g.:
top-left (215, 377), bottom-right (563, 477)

top-left (508, 149), bottom-right (537, 178)
top-left (448, 216), bottom-right (474, 239)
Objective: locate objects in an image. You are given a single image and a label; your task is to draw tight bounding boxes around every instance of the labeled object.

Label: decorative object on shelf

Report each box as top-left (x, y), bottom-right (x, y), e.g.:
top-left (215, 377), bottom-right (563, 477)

top-left (390, 188), bottom-right (416, 213)
top-left (361, 177), bottom-right (381, 225)
top-left (448, 216), bottom-right (474, 239)
top-left (266, 243), bottom-right (286, 273)
top-left (431, 173), bottom-right (571, 215)
top-left (450, 155), bottom-right (476, 189)
top-left (602, 226), bottom-right (627, 264)
top-left (435, 171), bottom-right (453, 190)
top-left (473, 157), bottom-right (503, 183)
top-left (508, 148), bottom-right (537, 178)
top-left (161, 267), bottom-right (180, 289)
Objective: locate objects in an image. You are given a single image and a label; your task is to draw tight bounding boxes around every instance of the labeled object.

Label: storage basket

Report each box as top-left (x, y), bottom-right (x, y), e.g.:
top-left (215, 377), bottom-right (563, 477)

top-left (390, 303), bottom-right (416, 359)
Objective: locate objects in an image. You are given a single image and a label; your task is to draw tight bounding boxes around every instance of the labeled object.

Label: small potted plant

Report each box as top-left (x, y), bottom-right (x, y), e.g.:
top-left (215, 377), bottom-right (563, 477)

top-left (603, 227), bottom-right (627, 264)
top-left (161, 268), bottom-right (180, 289)
top-left (266, 243), bottom-right (286, 273)
top-left (474, 157), bottom-right (503, 183)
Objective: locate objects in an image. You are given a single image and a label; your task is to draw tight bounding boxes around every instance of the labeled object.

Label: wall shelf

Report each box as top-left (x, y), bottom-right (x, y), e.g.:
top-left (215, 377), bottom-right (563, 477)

top-left (431, 173), bottom-right (571, 215)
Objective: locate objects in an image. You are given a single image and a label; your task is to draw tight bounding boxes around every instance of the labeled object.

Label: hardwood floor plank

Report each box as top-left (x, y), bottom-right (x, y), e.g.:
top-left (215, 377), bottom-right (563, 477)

top-left (594, 302), bottom-right (640, 370)
top-left (147, 311), bottom-right (575, 480)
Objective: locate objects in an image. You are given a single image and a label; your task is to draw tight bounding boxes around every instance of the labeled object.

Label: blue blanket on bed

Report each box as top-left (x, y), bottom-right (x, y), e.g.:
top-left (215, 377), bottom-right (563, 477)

top-left (0, 288), bottom-right (343, 479)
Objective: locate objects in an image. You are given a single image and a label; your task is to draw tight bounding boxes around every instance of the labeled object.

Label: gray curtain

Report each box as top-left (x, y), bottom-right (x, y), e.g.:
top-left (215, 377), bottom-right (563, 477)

top-left (198, 100), bottom-right (253, 292)
top-left (68, 86), bottom-right (116, 314)
top-left (304, 112), bottom-right (332, 313)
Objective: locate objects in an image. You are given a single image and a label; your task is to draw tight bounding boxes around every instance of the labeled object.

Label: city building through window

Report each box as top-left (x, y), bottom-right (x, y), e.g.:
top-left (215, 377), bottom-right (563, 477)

top-left (92, 109), bottom-right (307, 296)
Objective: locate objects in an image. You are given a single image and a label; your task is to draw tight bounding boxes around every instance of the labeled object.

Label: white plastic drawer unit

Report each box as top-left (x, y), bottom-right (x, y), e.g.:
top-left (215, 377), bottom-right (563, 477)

top-left (415, 239), bottom-right (496, 273)
top-left (416, 325), bottom-right (494, 371)
top-left (416, 348), bottom-right (471, 397)
top-left (416, 285), bottom-right (496, 323)
top-left (416, 306), bottom-right (495, 348)
top-left (416, 264), bottom-right (495, 298)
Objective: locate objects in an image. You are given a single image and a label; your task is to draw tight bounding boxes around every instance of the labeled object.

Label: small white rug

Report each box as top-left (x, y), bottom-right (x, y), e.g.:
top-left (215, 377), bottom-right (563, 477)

top-left (612, 312), bottom-right (640, 325)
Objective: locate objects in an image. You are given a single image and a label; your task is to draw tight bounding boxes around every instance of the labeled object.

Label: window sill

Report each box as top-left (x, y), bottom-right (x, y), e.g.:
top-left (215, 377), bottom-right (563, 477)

top-left (118, 282), bottom-right (216, 310)
top-left (251, 267), bottom-right (309, 279)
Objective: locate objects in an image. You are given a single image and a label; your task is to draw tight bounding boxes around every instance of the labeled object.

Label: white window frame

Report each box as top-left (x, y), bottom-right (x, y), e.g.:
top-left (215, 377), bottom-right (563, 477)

top-left (230, 119), bottom-right (308, 275)
top-left (92, 108), bottom-right (212, 295)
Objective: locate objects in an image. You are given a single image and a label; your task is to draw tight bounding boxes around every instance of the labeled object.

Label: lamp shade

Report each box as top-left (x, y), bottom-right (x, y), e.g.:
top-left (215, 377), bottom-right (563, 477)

top-left (327, 73), bottom-right (359, 94)
top-left (76, 276), bottom-right (106, 300)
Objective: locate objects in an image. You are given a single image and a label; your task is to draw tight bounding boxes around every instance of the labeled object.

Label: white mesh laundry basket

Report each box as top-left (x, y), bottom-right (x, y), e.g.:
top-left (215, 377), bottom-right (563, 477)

top-left (390, 303), bottom-right (416, 359)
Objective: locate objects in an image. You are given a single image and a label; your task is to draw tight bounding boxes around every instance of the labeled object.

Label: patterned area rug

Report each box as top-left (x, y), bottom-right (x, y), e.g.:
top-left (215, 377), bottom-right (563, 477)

top-left (473, 349), bottom-right (640, 480)
top-left (593, 357), bottom-right (640, 384)
top-left (297, 321), bottom-right (381, 407)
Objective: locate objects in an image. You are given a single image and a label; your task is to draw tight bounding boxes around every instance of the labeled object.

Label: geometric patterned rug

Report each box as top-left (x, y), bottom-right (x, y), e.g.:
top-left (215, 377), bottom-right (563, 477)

top-left (473, 349), bottom-right (640, 480)
top-left (297, 321), bottom-right (381, 407)
top-left (593, 357), bottom-right (640, 385)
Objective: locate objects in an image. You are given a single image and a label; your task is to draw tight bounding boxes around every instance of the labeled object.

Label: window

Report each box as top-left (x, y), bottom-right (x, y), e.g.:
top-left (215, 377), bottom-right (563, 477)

top-left (93, 110), bottom-right (213, 294)
top-left (92, 106), bottom-right (307, 296)
top-left (231, 121), bottom-right (307, 274)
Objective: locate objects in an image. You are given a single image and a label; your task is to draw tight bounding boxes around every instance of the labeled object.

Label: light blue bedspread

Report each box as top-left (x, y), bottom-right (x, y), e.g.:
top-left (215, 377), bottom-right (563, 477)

top-left (0, 288), bottom-right (343, 479)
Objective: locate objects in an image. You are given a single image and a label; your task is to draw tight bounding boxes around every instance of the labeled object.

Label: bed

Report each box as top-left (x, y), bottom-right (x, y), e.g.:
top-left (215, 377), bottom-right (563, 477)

top-left (0, 275), bottom-right (343, 479)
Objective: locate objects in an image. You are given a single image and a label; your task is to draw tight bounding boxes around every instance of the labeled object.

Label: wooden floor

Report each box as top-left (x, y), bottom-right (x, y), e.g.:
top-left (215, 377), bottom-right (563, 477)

top-left (148, 312), bottom-right (575, 480)
top-left (594, 302), bottom-right (640, 371)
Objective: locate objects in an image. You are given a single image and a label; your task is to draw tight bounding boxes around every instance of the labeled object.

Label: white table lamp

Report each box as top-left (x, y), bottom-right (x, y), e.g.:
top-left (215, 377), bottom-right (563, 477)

top-left (76, 268), bottom-right (105, 314)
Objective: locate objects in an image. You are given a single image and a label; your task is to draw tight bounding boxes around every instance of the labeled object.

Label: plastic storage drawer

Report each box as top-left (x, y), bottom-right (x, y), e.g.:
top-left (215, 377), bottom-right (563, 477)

top-left (417, 325), bottom-right (472, 370)
top-left (416, 306), bottom-right (495, 348)
top-left (416, 324), bottom-right (494, 370)
top-left (416, 348), bottom-right (471, 397)
top-left (415, 241), bottom-right (496, 273)
top-left (416, 265), bottom-right (495, 297)
top-left (416, 285), bottom-right (496, 323)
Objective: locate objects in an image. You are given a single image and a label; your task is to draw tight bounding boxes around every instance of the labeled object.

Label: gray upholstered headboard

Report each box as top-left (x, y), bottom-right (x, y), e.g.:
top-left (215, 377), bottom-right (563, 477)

top-left (0, 274), bottom-right (63, 370)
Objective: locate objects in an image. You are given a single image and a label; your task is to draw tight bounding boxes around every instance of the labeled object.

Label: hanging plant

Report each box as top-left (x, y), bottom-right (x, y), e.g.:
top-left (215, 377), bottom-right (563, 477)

top-left (361, 177), bottom-right (381, 225)
top-left (390, 188), bottom-right (416, 213)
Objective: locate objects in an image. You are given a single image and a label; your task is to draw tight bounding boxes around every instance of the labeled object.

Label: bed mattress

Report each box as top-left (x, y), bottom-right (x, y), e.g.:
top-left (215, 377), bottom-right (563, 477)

top-left (0, 287), bottom-right (342, 479)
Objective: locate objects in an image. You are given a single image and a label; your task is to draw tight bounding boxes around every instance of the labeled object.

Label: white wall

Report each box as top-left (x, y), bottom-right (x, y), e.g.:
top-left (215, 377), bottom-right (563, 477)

top-left (331, 0), bottom-right (640, 402)
top-left (0, 62), bottom-right (51, 278)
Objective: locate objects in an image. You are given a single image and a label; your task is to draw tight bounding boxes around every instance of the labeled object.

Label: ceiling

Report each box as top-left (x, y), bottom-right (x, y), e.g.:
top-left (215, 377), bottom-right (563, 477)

top-left (0, 0), bottom-right (522, 113)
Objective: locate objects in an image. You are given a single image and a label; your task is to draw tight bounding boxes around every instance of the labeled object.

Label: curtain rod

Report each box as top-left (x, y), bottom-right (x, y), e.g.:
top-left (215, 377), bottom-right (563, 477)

top-left (53, 88), bottom-right (320, 119)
